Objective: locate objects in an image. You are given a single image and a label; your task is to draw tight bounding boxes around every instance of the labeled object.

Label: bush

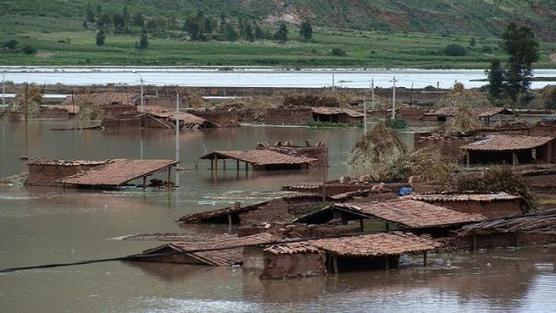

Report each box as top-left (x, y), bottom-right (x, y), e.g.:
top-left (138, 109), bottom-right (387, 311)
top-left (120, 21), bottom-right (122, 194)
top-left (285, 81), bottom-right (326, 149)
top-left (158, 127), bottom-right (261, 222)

top-left (3, 39), bottom-right (18, 50)
top-left (330, 48), bottom-right (346, 57)
top-left (386, 118), bottom-right (407, 129)
top-left (443, 44), bottom-right (467, 56)
top-left (21, 46), bottom-right (37, 55)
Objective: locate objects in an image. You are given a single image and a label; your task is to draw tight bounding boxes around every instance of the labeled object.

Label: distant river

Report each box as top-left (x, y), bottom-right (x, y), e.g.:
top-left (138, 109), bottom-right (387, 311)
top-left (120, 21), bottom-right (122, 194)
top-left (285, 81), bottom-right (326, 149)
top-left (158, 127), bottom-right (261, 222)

top-left (1, 67), bottom-right (556, 89)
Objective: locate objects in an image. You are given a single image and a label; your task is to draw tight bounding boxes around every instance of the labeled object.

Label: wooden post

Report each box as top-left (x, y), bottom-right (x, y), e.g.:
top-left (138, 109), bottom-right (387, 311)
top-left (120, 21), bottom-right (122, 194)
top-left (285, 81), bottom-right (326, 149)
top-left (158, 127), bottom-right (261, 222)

top-left (466, 150), bottom-right (470, 167)
top-left (385, 257), bottom-right (390, 270)
top-left (223, 159), bottom-right (226, 170)
top-left (227, 209), bottom-right (232, 234)
top-left (142, 176), bottom-right (147, 190)
top-left (245, 162), bottom-right (248, 172)
top-left (167, 167), bottom-right (171, 189)
top-left (215, 158), bottom-right (218, 173)
top-left (423, 251), bottom-right (428, 267)
top-left (359, 219), bottom-right (364, 232)
top-left (236, 160), bottom-right (240, 172)
top-left (385, 222), bottom-right (390, 232)
top-left (332, 256), bottom-right (339, 273)
top-left (210, 159), bottom-right (214, 170)
top-left (512, 152), bottom-right (518, 166)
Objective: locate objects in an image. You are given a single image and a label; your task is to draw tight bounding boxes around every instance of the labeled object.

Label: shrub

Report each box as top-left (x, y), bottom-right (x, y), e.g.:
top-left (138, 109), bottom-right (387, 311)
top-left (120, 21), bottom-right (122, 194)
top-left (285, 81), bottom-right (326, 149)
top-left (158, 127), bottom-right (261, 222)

top-left (3, 39), bottom-right (18, 50)
top-left (443, 44), bottom-right (467, 56)
top-left (330, 48), bottom-right (346, 57)
top-left (21, 46), bottom-right (36, 55)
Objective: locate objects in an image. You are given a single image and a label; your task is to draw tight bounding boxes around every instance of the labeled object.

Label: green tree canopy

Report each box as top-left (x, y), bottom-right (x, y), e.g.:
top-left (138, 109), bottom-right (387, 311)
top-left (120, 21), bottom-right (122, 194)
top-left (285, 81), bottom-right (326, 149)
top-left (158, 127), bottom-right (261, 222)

top-left (274, 23), bottom-right (288, 43)
top-left (299, 20), bottom-right (313, 41)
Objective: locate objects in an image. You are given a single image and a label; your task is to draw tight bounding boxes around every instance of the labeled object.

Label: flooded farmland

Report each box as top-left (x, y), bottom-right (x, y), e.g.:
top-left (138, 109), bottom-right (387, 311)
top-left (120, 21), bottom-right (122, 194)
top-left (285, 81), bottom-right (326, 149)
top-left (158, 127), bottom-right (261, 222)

top-left (0, 120), bottom-right (555, 312)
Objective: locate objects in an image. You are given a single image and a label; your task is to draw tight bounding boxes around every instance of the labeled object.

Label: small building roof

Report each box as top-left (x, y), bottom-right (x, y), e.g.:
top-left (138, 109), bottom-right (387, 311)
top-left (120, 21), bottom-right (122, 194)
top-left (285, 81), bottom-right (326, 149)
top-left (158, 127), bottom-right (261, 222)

top-left (409, 192), bottom-right (521, 202)
top-left (142, 232), bottom-right (280, 266)
top-left (312, 107), bottom-right (364, 118)
top-left (295, 199), bottom-right (486, 228)
top-left (337, 200), bottom-right (486, 228)
top-left (460, 135), bottom-right (555, 151)
top-left (60, 159), bottom-right (178, 187)
top-left (424, 106), bottom-right (513, 118)
top-left (200, 150), bottom-right (317, 166)
top-left (267, 232), bottom-right (440, 257)
top-left (144, 106), bottom-right (216, 127)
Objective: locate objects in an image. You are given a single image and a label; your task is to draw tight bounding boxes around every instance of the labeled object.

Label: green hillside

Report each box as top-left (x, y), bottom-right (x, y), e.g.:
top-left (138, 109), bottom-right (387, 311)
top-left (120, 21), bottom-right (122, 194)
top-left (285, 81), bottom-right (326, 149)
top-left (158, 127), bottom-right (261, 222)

top-left (1, 0), bottom-right (555, 67)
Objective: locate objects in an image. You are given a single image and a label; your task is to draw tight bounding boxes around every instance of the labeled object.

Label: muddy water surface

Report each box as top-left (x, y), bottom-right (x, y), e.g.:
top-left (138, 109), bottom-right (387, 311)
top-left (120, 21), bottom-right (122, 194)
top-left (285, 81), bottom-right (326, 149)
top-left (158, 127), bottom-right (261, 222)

top-left (0, 121), bottom-right (555, 313)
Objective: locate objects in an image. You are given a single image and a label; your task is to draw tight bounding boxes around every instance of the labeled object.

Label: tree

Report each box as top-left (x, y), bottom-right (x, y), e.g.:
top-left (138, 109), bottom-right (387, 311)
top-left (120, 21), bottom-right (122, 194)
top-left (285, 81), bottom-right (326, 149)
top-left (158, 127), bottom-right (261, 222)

top-left (113, 13), bottom-right (125, 33)
top-left (224, 23), bottom-right (239, 41)
top-left (96, 29), bottom-right (106, 46)
top-left (136, 28), bottom-right (149, 50)
top-left (469, 37), bottom-right (476, 47)
top-left (3, 39), bottom-right (19, 50)
top-left (133, 13), bottom-right (145, 28)
top-left (274, 23), bottom-right (288, 43)
top-left (184, 15), bottom-right (201, 40)
top-left (245, 22), bottom-right (255, 42)
top-left (299, 20), bottom-right (313, 41)
top-left (501, 23), bottom-right (540, 102)
top-left (485, 59), bottom-right (505, 101)
top-left (122, 5), bottom-right (130, 31)
top-left (86, 3), bottom-right (95, 23)
top-left (254, 23), bottom-right (264, 39)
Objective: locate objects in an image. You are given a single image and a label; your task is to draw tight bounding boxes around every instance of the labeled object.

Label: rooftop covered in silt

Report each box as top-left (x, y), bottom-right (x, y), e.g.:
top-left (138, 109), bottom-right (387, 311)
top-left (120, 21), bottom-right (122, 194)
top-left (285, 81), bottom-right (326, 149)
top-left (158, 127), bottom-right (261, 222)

top-left (27, 158), bottom-right (179, 189)
top-left (200, 150), bottom-right (317, 171)
top-left (295, 199), bottom-right (486, 235)
top-left (460, 135), bottom-right (556, 166)
top-left (259, 232), bottom-right (441, 278)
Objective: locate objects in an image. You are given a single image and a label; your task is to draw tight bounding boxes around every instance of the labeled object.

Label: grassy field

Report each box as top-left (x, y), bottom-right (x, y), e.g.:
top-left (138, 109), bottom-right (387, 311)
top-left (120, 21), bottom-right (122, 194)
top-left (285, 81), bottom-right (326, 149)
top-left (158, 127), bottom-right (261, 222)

top-left (1, 26), bottom-right (555, 68)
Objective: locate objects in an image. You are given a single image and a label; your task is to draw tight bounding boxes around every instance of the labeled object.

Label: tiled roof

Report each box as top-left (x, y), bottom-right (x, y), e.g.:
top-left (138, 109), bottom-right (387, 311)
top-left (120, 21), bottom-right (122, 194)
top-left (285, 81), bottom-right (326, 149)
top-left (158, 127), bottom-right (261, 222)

top-left (460, 135), bottom-right (554, 151)
top-left (200, 150), bottom-right (317, 166)
top-left (338, 199), bottom-right (486, 228)
top-left (143, 232), bottom-right (280, 266)
top-left (409, 192), bottom-right (521, 202)
top-left (270, 232), bottom-right (439, 257)
top-left (60, 159), bottom-right (178, 186)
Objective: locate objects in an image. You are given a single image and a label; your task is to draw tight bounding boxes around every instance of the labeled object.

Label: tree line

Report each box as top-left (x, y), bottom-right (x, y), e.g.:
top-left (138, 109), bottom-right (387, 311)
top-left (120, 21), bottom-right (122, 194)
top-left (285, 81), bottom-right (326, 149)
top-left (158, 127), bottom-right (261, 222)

top-left (84, 4), bottom-right (313, 49)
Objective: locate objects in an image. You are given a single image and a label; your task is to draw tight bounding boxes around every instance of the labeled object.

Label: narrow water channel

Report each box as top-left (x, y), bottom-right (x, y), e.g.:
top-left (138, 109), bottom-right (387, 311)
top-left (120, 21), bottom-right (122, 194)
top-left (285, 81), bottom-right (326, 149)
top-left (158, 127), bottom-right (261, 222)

top-left (0, 121), bottom-right (555, 313)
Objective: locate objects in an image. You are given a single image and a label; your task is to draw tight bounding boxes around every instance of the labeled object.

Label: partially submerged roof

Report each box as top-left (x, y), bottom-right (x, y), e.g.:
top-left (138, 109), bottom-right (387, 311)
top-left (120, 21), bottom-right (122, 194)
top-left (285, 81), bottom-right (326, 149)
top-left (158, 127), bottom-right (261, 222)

top-left (144, 106), bottom-right (217, 128)
top-left (60, 159), bottom-right (178, 187)
top-left (312, 107), bottom-right (364, 118)
top-left (409, 192), bottom-right (521, 202)
top-left (200, 150), bottom-right (317, 166)
top-left (141, 232), bottom-right (280, 266)
top-left (296, 199), bottom-right (486, 228)
top-left (457, 208), bottom-right (556, 236)
top-left (460, 135), bottom-right (555, 151)
top-left (424, 106), bottom-right (513, 118)
top-left (266, 232), bottom-right (440, 257)
top-left (337, 200), bottom-right (486, 228)
top-left (28, 159), bottom-right (108, 166)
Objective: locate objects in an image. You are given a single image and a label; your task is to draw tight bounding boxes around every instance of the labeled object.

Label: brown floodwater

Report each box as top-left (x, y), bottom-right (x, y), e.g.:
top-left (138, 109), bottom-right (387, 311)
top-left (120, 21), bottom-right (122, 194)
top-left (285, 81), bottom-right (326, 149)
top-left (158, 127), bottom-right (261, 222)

top-left (0, 121), bottom-right (555, 313)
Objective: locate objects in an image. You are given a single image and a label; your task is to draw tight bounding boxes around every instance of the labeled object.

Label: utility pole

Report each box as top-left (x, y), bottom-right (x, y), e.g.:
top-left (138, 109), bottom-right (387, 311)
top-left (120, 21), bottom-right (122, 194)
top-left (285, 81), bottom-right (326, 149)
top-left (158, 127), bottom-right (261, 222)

top-left (409, 81), bottom-right (414, 106)
top-left (175, 94), bottom-right (180, 163)
top-left (2, 71), bottom-right (5, 108)
top-left (371, 78), bottom-right (375, 110)
top-left (363, 93), bottom-right (367, 134)
top-left (391, 76), bottom-right (397, 120)
top-left (332, 71), bottom-right (335, 92)
top-left (24, 83), bottom-right (29, 123)
top-left (140, 77), bottom-right (144, 112)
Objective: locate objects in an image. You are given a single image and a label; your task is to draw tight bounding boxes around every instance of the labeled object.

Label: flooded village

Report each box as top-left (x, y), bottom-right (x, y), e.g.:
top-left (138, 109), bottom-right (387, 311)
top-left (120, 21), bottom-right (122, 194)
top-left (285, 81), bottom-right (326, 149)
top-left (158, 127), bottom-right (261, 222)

top-left (0, 68), bottom-right (555, 312)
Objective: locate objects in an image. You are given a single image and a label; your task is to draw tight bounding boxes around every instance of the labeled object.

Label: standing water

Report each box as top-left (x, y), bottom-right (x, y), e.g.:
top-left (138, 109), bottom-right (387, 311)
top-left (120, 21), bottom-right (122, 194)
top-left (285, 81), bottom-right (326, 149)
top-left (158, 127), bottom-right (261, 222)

top-left (0, 121), bottom-right (555, 313)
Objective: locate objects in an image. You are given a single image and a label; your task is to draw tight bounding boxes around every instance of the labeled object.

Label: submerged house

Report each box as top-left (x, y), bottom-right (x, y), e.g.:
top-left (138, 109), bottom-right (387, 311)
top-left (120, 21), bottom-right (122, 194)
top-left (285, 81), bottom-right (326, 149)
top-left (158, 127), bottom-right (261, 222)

top-left (26, 158), bottom-right (178, 189)
top-left (247, 232), bottom-right (440, 279)
top-left (423, 106), bottom-right (513, 126)
top-left (294, 199), bottom-right (486, 236)
top-left (200, 141), bottom-right (327, 171)
top-left (409, 192), bottom-right (523, 218)
top-left (311, 107), bottom-right (364, 125)
top-left (460, 135), bottom-right (556, 166)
